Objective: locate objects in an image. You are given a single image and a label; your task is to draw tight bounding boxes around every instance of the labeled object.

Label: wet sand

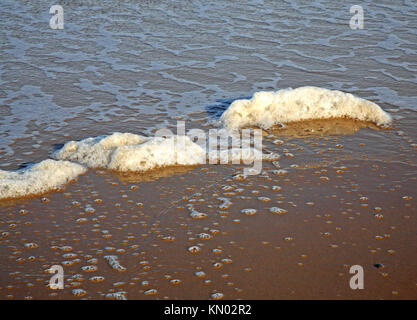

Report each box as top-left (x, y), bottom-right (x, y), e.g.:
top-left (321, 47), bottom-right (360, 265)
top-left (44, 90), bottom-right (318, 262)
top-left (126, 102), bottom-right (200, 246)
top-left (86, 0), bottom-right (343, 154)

top-left (1, 118), bottom-right (416, 300)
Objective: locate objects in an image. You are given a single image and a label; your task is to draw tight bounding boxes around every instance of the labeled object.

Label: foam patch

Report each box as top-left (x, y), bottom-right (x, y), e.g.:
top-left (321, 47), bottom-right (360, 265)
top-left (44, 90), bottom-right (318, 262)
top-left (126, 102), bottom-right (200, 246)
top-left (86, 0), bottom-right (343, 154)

top-left (0, 159), bottom-right (86, 199)
top-left (221, 86), bottom-right (392, 129)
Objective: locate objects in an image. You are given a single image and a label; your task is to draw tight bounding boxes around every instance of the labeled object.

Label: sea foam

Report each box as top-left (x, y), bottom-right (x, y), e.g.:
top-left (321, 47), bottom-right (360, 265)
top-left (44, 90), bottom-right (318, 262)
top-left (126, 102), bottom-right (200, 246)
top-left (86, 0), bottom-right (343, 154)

top-left (0, 159), bottom-right (86, 199)
top-left (55, 133), bottom-right (207, 171)
top-left (55, 132), bottom-right (279, 171)
top-left (53, 132), bottom-right (147, 168)
top-left (1, 87), bottom-right (393, 200)
top-left (108, 135), bottom-right (207, 171)
top-left (220, 86), bottom-right (392, 129)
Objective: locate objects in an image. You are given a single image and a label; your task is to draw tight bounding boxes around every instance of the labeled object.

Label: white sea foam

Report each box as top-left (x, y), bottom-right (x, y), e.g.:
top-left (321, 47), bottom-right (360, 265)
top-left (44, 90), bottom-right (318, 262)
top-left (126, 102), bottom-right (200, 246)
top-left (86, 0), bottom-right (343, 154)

top-left (108, 135), bottom-right (206, 172)
top-left (0, 159), bottom-right (86, 199)
top-left (1, 87), bottom-right (391, 200)
top-left (220, 86), bottom-right (392, 129)
top-left (54, 132), bottom-right (272, 172)
top-left (55, 133), bottom-right (206, 171)
top-left (54, 132), bottom-right (147, 168)
top-left (55, 133), bottom-right (207, 171)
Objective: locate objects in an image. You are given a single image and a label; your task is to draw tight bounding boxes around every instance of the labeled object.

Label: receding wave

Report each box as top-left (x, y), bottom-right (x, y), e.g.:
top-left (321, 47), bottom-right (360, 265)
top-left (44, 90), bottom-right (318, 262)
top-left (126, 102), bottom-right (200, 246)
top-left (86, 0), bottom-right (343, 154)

top-left (0, 133), bottom-right (277, 199)
top-left (0, 87), bottom-right (394, 200)
top-left (220, 86), bottom-right (392, 129)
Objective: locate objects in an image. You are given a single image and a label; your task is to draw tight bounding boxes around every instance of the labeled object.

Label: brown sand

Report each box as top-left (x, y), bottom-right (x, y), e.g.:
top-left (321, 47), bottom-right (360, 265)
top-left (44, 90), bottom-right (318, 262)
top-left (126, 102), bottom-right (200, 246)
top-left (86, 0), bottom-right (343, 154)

top-left (0, 119), bottom-right (416, 300)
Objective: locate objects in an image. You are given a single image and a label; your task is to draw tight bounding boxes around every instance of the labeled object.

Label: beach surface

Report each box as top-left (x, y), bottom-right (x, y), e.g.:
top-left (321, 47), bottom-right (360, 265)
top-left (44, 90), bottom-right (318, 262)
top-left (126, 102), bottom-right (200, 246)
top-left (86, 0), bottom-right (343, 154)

top-left (0, 1), bottom-right (416, 299)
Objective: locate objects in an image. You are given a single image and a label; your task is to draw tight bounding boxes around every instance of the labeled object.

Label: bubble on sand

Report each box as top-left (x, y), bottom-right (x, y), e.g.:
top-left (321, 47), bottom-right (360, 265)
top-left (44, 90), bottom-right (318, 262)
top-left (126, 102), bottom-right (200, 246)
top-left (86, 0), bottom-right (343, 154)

top-left (106, 292), bottom-right (127, 300)
top-left (190, 210), bottom-right (208, 219)
top-left (269, 207), bottom-right (288, 215)
top-left (273, 169), bottom-right (288, 176)
top-left (104, 255), bottom-right (126, 272)
top-left (113, 281), bottom-right (125, 288)
top-left (162, 236), bottom-right (176, 242)
top-left (144, 289), bottom-right (158, 296)
top-left (72, 201), bottom-right (81, 207)
top-left (218, 197), bottom-right (232, 210)
top-left (72, 289), bottom-right (87, 297)
top-left (241, 208), bottom-right (257, 216)
top-left (19, 209), bottom-right (29, 215)
top-left (233, 174), bottom-right (247, 181)
top-left (221, 258), bottom-right (233, 264)
top-left (24, 243), bottom-right (38, 249)
top-left (197, 233), bottom-right (212, 240)
top-left (273, 139), bottom-right (284, 145)
top-left (81, 265), bottom-right (98, 272)
top-left (89, 276), bottom-right (105, 283)
top-left (76, 218), bottom-right (88, 224)
top-left (84, 205), bottom-right (96, 214)
top-left (212, 248), bottom-right (223, 254)
top-left (87, 258), bottom-right (98, 265)
top-left (258, 197), bottom-right (271, 202)
top-left (188, 246), bottom-right (201, 253)
top-left (272, 161), bottom-right (281, 168)
top-left (211, 292), bottom-right (224, 300)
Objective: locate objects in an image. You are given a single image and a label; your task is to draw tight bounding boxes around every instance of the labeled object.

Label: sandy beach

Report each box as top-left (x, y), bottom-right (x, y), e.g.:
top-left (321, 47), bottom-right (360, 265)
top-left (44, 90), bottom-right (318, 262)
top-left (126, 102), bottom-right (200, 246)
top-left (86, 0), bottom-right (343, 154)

top-left (0, 1), bottom-right (416, 300)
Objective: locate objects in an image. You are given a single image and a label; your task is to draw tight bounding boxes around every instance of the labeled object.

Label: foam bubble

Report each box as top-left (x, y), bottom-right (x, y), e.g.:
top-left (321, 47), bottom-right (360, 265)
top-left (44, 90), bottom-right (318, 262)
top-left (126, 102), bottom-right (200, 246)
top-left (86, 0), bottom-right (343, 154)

top-left (105, 292), bottom-right (127, 300)
top-left (221, 86), bottom-right (392, 129)
top-left (104, 255), bottom-right (126, 272)
top-left (0, 159), bottom-right (86, 200)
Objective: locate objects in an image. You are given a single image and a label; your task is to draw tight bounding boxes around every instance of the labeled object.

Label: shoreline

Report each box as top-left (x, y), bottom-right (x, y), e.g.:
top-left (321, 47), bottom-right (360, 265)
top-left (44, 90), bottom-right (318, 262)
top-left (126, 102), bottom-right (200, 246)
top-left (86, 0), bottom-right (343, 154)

top-left (1, 122), bottom-right (415, 299)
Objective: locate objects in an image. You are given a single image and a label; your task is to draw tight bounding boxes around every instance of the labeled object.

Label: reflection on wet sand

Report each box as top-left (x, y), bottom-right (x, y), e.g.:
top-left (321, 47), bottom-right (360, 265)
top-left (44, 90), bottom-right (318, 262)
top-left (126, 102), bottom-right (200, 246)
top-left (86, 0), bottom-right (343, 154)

top-left (269, 118), bottom-right (381, 138)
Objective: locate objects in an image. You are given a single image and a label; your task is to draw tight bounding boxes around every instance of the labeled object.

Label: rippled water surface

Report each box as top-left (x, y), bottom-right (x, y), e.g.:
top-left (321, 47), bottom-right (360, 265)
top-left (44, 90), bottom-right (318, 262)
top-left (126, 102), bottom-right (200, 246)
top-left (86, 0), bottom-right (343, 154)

top-left (1, 0), bottom-right (417, 165)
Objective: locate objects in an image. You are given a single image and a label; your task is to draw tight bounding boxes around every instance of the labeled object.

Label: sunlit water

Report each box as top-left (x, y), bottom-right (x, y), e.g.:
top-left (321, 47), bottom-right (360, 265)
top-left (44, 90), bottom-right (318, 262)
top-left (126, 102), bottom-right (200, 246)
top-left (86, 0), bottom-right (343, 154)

top-left (1, 0), bottom-right (416, 167)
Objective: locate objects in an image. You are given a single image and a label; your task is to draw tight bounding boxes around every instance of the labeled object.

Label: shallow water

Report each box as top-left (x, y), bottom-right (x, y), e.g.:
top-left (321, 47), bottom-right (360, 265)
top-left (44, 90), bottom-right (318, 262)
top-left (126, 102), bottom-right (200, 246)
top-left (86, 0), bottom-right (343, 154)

top-left (1, 0), bottom-right (417, 166)
top-left (0, 0), bottom-right (416, 299)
